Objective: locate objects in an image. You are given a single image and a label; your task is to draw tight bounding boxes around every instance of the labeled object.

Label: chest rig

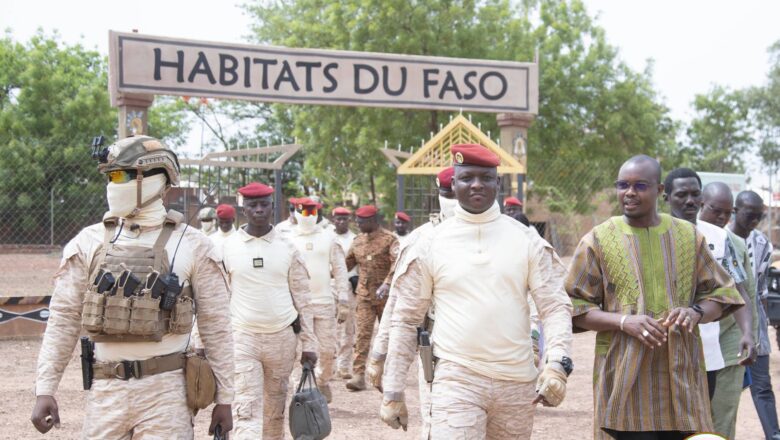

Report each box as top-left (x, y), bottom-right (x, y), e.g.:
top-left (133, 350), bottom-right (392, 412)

top-left (81, 210), bottom-right (194, 342)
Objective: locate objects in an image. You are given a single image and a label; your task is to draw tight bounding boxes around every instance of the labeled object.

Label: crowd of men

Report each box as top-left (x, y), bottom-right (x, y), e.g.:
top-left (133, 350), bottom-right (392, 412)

top-left (27, 135), bottom-right (780, 440)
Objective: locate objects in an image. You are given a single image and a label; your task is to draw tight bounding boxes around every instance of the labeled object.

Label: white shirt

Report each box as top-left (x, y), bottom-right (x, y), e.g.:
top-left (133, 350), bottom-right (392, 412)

top-left (209, 226), bottom-right (236, 259)
top-left (334, 229), bottom-right (358, 278)
top-left (289, 226), bottom-right (342, 304)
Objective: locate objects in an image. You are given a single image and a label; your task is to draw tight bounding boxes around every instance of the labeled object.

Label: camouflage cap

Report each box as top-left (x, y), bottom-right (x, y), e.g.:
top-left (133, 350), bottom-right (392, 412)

top-left (198, 207), bottom-right (217, 220)
top-left (98, 135), bottom-right (180, 186)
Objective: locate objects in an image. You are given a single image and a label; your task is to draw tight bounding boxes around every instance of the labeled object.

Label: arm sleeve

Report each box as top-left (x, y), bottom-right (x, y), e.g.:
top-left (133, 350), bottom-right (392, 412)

top-left (528, 238), bottom-right (573, 361)
top-left (329, 243), bottom-right (351, 304)
top-left (289, 251), bottom-right (317, 353)
top-left (694, 234), bottom-right (744, 318)
top-left (191, 247), bottom-right (235, 405)
top-left (345, 244), bottom-right (357, 272)
top-left (383, 259), bottom-right (431, 401)
top-left (564, 231), bottom-right (605, 327)
top-left (382, 238), bottom-right (400, 286)
top-left (723, 236), bottom-right (747, 284)
top-left (759, 242), bottom-right (774, 299)
top-left (35, 242), bottom-right (88, 396)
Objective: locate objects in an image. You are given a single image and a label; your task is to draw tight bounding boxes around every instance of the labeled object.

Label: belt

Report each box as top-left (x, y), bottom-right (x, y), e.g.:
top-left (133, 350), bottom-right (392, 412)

top-left (93, 352), bottom-right (185, 381)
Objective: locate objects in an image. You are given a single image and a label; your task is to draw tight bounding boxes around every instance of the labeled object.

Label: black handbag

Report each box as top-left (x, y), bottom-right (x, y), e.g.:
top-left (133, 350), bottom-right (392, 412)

top-left (289, 363), bottom-right (332, 440)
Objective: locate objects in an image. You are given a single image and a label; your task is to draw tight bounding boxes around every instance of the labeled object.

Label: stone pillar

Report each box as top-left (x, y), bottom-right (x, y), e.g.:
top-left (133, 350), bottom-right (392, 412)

top-left (497, 112), bottom-right (534, 203)
top-left (116, 93), bottom-right (155, 139)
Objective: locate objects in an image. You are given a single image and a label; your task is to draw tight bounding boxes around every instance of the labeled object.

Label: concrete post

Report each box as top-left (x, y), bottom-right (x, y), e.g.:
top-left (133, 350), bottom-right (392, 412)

top-left (116, 93), bottom-right (155, 139)
top-left (497, 112), bottom-right (534, 204)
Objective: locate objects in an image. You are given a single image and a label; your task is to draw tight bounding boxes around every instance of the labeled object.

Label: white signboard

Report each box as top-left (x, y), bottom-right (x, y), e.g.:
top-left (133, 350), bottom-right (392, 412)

top-left (698, 172), bottom-right (747, 195)
top-left (109, 31), bottom-right (538, 114)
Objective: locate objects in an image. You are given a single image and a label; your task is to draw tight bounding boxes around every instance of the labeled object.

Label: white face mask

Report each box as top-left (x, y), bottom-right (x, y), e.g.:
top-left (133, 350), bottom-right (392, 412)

top-left (200, 220), bottom-right (216, 234)
top-left (438, 195), bottom-right (457, 220)
top-left (106, 173), bottom-right (166, 219)
top-left (294, 211), bottom-right (318, 232)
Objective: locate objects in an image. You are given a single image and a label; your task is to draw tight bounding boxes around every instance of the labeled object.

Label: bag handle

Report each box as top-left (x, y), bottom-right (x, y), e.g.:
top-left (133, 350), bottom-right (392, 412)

top-left (295, 362), bottom-right (319, 393)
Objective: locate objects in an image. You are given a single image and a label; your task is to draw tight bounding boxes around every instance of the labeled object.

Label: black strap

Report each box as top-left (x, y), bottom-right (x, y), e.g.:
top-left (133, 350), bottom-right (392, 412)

top-left (296, 363), bottom-right (318, 393)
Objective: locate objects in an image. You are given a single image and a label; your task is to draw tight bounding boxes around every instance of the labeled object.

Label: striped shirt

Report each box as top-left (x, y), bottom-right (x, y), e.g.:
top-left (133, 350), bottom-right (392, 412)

top-left (566, 214), bottom-right (744, 438)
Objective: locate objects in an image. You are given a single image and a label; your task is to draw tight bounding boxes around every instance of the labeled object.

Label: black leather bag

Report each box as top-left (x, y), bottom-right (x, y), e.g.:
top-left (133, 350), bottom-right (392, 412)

top-left (289, 363), bottom-right (331, 440)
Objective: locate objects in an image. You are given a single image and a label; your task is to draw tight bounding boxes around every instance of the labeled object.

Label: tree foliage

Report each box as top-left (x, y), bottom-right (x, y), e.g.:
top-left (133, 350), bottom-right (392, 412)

top-left (243, 0), bottom-right (676, 214)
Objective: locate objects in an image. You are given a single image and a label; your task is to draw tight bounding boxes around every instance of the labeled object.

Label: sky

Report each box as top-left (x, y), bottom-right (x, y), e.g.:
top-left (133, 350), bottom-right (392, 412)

top-left (4, 0), bottom-right (780, 184)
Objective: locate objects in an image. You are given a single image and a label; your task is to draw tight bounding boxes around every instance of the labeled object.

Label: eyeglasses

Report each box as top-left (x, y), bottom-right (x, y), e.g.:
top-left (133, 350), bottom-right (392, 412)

top-left (743, 211), bottom-right (766, 222)
top-left (106, 168), bottom-right (164, 184)
top-left (703, 204), bottom-right (733, 218)
top-left (615, 180), bottom-right (651, 192)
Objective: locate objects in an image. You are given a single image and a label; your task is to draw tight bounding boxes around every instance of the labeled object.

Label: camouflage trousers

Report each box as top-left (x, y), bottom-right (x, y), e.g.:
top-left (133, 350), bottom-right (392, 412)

top-left (429, 359), bottom-right (536, 440)
top-left (233, 326), bottom-right (297, 440)
top-left (82, 369), bottom-right (192, 440)
top-left (353, 296), bottom-right (387, 375)
top-left (417, 358), bottom-right (433, 440)
top-left (310, 303), bottom-right (337, 384)
top-left (336, 293), bottom-right (357, 372)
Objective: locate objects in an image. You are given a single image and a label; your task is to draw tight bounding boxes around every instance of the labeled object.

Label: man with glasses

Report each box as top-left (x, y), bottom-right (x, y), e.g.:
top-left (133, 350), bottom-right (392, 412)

top-left (568, 155), bottom-right (744, 440)
top-left (731, 191), bottom-right (780, 440)
top-left (288, 198), bottom-right (351, 402)
top-left (344, 205), bottom-right (399, 391)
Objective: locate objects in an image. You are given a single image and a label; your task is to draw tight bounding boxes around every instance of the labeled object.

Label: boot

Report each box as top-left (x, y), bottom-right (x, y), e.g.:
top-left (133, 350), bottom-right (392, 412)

top-left (319, 383), bottom-right (333, 403)
top-left (337, 368), bottom-right (352, 380)
top-left (346, 373), bottom-right (366, 391)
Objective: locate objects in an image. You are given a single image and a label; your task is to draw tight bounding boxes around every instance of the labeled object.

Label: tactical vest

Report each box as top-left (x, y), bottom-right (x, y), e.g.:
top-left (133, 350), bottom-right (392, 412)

top-left (81, 210), bottom-right (194, 342)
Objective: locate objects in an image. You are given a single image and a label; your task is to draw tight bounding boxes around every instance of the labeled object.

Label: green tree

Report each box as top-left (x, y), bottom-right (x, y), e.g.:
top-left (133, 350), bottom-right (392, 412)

top-left (243, 0), bottom-right (676, 214)
top-left (681, 86), bottom-right (753, 173)
top-left (0, 31), bottom-right (189, 245)
top-left (754, 40), bottom-right (780, 169)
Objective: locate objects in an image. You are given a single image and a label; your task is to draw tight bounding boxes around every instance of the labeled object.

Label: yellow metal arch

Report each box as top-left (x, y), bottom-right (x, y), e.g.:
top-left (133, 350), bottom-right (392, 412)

top-left (397, 115), bottom-right (525, 175)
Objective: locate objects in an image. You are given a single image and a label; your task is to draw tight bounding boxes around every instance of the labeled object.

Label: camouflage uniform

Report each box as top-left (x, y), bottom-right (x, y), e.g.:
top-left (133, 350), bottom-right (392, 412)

top-left (345, 228), bottom-right (399, 376)
top-left (333, 229), bottom-right (357, 374)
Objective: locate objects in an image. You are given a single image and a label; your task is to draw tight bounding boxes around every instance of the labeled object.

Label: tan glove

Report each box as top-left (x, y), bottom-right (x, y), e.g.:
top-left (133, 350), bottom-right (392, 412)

top-left (535, 362), bottom-right (567, 407)
top-left (366, 356), bottom-right (385, 392)
top-left (337, 302), bottom-right (350, 324)
top-left (379, 399), bottom-right (408, 431)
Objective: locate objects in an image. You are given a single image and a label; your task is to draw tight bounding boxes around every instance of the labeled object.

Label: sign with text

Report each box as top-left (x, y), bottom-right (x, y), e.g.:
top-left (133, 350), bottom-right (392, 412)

top-left (109, 31), bottom-right (538, 114)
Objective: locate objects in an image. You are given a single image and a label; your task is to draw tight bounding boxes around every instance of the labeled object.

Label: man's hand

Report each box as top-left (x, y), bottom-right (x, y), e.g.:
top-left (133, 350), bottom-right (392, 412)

top-left (208, 404), bottom-right (232, 436)
top-left (376, 283), bottom-right (390, 300)
top-left (379, 399), bottom-right (408, 431)
top-left (366, 357), bottom-right (385, 392)
top-left (663, 307), bottom-right (702, 333)
top-left (622, 315), bottom-right (667, 348)
top-left (301, 351), bottom-right (318, 367)
top-left (738, 336), bottom-right (757, 366)
top-left (533, 363), bottom-right (567, 407)
top-left (337, 302), bottom-right (350, 324)
top-left (31, 395), bottom-right (60, 434)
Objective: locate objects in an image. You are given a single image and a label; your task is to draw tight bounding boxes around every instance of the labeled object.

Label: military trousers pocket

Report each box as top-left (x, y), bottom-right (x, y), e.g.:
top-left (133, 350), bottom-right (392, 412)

top-left (102, 296), bottom-right (132, 334)
top-left (169, 296), bottom-right (194, 334)
top-left (81, 291), bottom-right (105, 333)
top-left (128, 295), bottom-right (162, 336)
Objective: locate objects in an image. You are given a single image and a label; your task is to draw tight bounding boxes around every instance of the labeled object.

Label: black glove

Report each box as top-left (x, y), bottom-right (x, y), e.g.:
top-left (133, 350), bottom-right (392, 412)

top-left (349, 276), bottom-right (359, 293)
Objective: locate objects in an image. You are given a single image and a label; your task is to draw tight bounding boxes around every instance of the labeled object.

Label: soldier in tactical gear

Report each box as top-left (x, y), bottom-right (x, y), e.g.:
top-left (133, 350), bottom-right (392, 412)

top-left (30, 135), bottom-right (235, 439)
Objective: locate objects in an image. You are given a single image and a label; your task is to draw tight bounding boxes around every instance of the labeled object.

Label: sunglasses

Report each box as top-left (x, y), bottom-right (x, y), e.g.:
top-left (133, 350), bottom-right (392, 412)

top-left (106, 168), bottom-right (165, 184)
top-left (298, 207), bottom-right (318, 217)
top-left (615, 180), bottom-right (652, 192)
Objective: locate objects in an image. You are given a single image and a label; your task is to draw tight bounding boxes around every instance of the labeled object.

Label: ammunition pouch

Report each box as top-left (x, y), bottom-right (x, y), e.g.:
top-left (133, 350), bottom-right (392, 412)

top-left (185, 351), bottom-right (217, 415)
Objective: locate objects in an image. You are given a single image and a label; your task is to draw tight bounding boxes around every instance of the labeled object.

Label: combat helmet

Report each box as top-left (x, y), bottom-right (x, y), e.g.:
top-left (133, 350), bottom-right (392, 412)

top-left (97, 135), bottom-right (180, 186)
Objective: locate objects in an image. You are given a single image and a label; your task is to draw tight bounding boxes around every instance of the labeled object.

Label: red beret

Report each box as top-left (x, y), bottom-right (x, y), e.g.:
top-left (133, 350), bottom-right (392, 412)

top-left (451, 144), bottom-right (500, 167)
top-left (355, 205), bottom-right (378, 218)
top-left (288, 197), bottom-right (298, 205)
top-left (216, 204), bottom-right (236, 219)
top-left (238, 182), bottom-right (274, 198)
top-left (296, 197), bottom-right (320, 209)
top-left (504, 197), bottom-right (523, 207)
top-left (332, 207), bottom-right (351, 216)
top-left (436, 167), bottom-right (455, 189)
top-left (395, 211), bottom-right (411, 222)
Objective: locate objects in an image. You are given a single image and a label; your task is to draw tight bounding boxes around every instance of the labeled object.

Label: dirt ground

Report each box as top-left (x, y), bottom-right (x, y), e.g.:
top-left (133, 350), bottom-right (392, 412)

top-left (0, 252), bottom-right (775, 439)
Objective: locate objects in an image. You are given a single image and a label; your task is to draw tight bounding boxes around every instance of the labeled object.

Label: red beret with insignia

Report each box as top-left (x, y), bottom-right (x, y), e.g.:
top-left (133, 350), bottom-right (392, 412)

top-left (238, 182), bottom-right (274, 198)
top-left (451, 144), bottom-right (500, 167)
top-left (332, 207), bottom-right (351, 216)
top-left (436, 167), bottom-right (455, 189)
top-left (355, 205), bottom-right (378, 218)
top-left (296, 197), bottom-right (322, 209)
top-left (504, 197), bottom-right (523, 207)
top-left (395, 211), bottom-right (411, 222)
top-left (216, 204), bottom-right (236, 219)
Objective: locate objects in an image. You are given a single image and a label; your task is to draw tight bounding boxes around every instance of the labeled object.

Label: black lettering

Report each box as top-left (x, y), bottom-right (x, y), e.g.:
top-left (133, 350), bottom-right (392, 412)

top-left (187, 52), bottom-right (217, 84)
top-left (463, 71), bottom-right (478, 100)
top-left (295, 61), bottom-right (322, 92)
top-left (323, 63), bottom-right (338, 93)
top-left (153, 48), bottom-right (184, 83)
top-left (438, 71), bottom-right (462, 100)
top-left (219, 54), bottom-right (239, 86)
top-left (243, 57), bottom-right (251, 88)
top-left (423, 69), bottom-right (440, 98)
top-left (354, 64), bottom-right (379, 94)
top-left (382, 65), bottom-right (406, 96)
top-left (274, 60), bottom-right (300, 91)
top-left (479, 71), bottom-right (508, 101)
top-left (252, 58), bottom-right (278, 90)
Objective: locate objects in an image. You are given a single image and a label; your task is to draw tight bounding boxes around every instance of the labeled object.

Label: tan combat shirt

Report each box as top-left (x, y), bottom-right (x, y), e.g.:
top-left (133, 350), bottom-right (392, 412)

top-left (346, 228), bottom-right (399, 301)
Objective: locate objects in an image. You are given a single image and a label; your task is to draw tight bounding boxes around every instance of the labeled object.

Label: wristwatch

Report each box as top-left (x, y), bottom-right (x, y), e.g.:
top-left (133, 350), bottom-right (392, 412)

top-left (548, 355), bottom-right (574, 377)
top-left (691, 303), bottom-right (705, 319)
